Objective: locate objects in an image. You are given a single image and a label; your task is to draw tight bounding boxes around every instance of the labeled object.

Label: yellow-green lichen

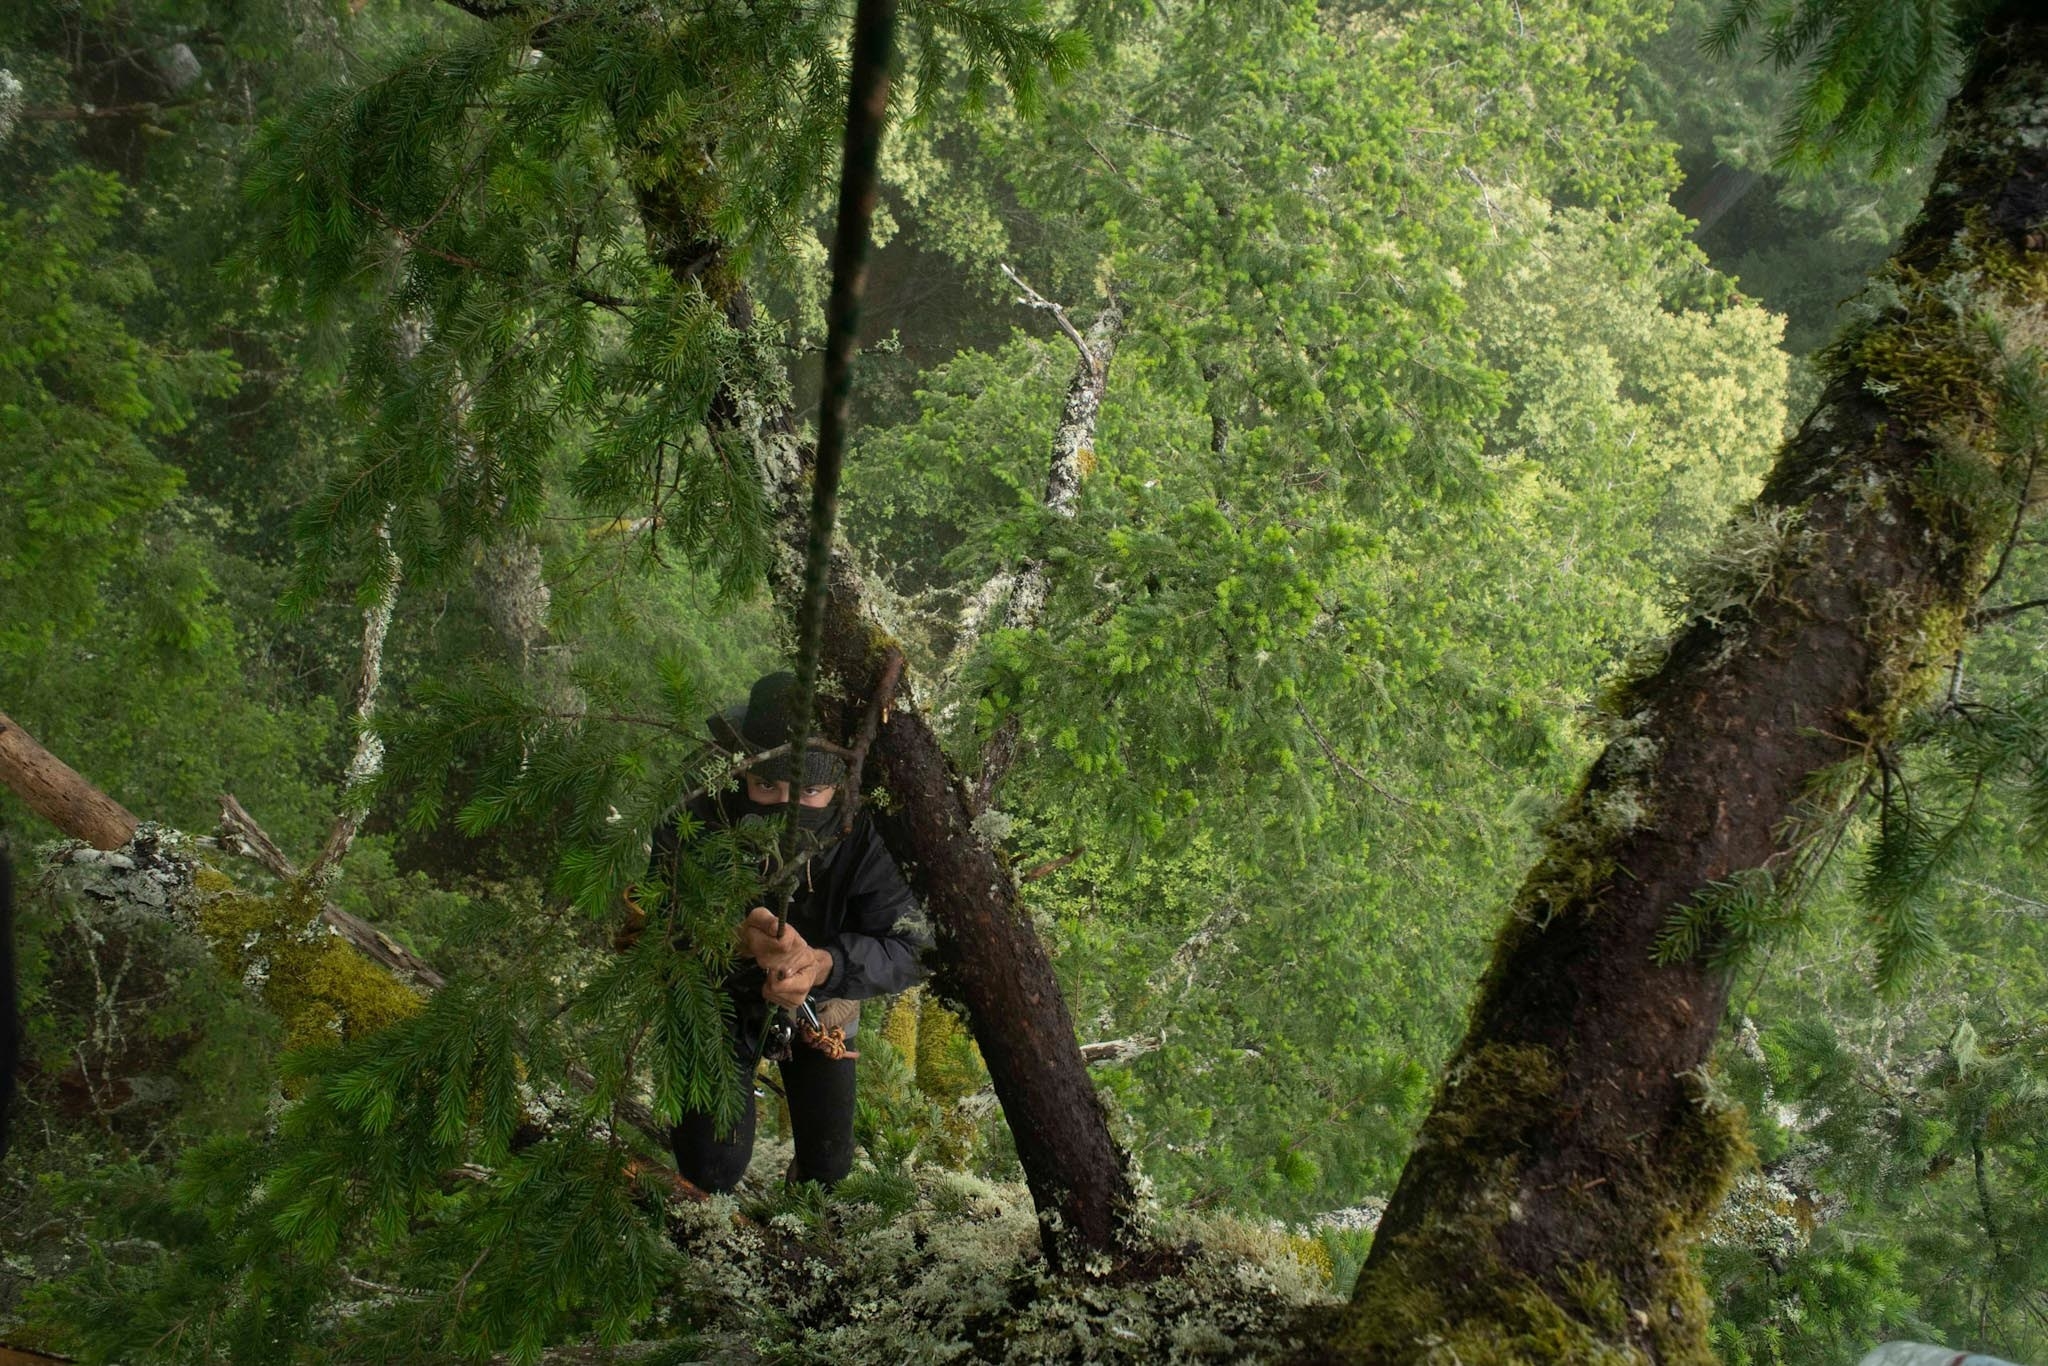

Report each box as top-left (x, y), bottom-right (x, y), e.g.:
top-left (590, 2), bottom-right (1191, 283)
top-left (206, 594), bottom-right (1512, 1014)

top-left (913, 993), bottom-right (985, 1105)
top-left (1848, 217), bottom-right (2048, 446)
top-left (196, 880), bottom-right (421, 1051)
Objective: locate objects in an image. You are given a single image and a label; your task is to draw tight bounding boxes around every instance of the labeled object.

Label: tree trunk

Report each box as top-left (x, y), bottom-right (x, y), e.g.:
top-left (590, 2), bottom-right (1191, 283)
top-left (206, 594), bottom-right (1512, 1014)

top-left (754, 333), bottom-right (1143, 1267)
top-left (0, 709), bottom-right (139, 850)
top-left (1335, 11), bottom-right (2047, 1364)
top-left (861, 667), bottom-right (1144, 1263)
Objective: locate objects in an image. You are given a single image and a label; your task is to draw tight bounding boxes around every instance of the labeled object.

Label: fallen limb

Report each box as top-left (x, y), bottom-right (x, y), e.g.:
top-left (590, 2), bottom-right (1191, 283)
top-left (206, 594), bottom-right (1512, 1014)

top-left (0, 710), bottom-right (138, 852)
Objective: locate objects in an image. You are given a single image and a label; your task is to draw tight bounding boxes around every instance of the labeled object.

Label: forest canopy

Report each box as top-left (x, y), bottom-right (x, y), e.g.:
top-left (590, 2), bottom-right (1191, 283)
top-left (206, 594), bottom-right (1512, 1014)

top-left (1, 0), bottom-right (2043, 1363)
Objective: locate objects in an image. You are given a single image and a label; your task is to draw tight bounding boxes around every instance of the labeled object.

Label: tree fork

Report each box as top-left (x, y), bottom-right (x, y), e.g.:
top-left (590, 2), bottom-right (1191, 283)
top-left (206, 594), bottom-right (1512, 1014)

top-left (1333, 9), bottom-right (2047, 1364)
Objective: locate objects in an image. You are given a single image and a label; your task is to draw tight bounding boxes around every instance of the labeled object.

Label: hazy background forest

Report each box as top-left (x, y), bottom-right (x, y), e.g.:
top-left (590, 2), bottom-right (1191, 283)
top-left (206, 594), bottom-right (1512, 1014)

top-left (1, 0), bottom-right (2044, 1362)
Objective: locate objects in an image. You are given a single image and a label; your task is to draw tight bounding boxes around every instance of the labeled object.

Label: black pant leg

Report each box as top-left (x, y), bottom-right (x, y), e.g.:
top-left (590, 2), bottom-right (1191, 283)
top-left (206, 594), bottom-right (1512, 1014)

top-left (671, 1052), bottom-right (758, 1193)
top-left (779, 1045), bottom-right (858, 1187)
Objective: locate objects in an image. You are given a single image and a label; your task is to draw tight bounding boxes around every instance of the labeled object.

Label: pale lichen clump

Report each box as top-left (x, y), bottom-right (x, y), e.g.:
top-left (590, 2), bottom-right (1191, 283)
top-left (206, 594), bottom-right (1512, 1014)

top-left (664, 1168), bottom-right (1339, 1363)
top-left (1514, 719), bottom-right (1662, 924)
top-left (1662, 505), bottom-right (1816, 641)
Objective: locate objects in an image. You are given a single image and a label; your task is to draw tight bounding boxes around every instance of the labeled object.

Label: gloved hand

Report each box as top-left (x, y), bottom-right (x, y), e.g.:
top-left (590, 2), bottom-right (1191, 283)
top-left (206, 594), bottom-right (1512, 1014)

top-left (737, 907), bottom-right (833, 1008)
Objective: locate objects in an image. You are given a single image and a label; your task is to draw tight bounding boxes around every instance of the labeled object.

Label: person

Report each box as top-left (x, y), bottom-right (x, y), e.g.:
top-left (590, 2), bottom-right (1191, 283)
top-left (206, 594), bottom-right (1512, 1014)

top-left (635, 671), bottom-right (927, 1192)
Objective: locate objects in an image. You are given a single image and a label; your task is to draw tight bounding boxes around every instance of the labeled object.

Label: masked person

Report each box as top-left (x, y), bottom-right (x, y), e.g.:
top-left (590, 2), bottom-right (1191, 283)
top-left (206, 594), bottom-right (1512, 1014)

top-left (636, 671), bottom-right (928, 1192)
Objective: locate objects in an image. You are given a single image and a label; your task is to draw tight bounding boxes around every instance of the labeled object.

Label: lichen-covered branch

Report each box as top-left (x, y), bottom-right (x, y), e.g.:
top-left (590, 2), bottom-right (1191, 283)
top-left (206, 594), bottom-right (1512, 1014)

top-left (307, 515), bottom-right (400, 883)
top-left (1335, 9), bottom-right (2048, 1364)
top-left (217, 792), bottom-right (448, 992)
top-left (973, 296), bottom-right (1123, 810)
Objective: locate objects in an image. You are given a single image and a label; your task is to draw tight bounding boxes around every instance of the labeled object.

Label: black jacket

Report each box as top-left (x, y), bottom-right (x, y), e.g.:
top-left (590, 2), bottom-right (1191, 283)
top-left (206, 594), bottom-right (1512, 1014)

top-left (648, 791), bottom-right (928, 1020)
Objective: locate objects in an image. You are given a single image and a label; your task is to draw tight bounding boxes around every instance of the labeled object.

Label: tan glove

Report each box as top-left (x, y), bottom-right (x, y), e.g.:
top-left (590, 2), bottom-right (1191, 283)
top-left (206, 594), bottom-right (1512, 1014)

top-left (737, 907), bottom-right (833, 1008)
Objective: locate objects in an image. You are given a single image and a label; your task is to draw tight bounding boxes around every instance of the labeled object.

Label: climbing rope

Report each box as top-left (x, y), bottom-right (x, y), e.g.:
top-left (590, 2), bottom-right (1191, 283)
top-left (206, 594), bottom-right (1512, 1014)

top-left (795, 1018), bottom-right (858, 1060)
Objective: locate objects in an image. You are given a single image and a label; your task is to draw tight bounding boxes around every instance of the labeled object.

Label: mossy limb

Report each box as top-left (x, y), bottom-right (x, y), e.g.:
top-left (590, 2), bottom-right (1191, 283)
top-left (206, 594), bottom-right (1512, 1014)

top-left (195, 879), bottom-right (421, 1051)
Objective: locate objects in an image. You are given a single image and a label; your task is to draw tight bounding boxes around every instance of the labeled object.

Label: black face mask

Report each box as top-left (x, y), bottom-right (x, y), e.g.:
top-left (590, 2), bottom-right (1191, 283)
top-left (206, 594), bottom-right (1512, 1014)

top-left (745, 794), bottom-right (839, 834)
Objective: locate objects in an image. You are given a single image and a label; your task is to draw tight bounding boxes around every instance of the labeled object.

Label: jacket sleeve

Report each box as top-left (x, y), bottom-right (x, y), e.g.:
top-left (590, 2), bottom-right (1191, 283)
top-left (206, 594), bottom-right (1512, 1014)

top-left (819, 825), bottom-right (929, 1000)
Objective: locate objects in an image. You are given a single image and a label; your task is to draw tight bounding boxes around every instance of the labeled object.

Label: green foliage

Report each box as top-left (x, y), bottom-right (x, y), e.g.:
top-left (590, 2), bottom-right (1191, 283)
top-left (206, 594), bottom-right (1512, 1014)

top-left (1707, 991), bottom-right (2048, 1364)
top-left (0, 168), bottom-right (235, 653)
top-left (1706, 0), bottom-right (1980, 175)
top-left (6, 0), bottom-right (2043, 1358)
top-left (20, 888), bottom-right (708, 1364)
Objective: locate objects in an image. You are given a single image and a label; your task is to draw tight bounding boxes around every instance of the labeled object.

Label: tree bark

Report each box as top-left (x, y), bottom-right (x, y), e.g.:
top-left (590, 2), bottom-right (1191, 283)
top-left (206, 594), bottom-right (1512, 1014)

top-left (1335, 11), bottom-right (2047, 1364)
top-left (0, 709), bottom-right (139, 850)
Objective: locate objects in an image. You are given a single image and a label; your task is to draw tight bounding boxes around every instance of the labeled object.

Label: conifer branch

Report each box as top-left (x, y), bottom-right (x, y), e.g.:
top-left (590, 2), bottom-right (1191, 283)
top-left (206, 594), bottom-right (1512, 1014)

top-left (348, 192), bottom-right (639, 314)
top-left (1290, 696), bottom-right (1417, 809)
top-left (215, 789), bottom-right (712, 1166)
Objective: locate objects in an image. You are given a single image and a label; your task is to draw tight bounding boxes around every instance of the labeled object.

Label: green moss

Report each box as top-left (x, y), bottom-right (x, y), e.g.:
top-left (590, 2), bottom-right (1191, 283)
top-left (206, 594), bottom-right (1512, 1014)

top-left (1847, 213), bottom-right (2048, 439)
top-left (195, 880), bottom-right (421, 1051)
top-left (1336, 1053), bottom-right (1747, 1366)
top-left (913, 993), bottom-right (984, 1105)
top-left (1514, 734), bottom-right (1656, 926)
top-left (191, 864), bottom-right (236, 894)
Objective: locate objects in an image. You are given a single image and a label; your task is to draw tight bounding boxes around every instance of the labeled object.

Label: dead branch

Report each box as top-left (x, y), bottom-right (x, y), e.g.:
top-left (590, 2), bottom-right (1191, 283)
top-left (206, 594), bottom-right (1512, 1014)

top-left (0, 709), bottom-right (140, 851)
top-left (1079, 1034), bottom-right (1164, 1065)
top-left (218, 793), bottom-right (448, 991)
top-left (1000, 263), bottom-right (1092, 359)
top-left (1146, 899), bottom-right (1246, 998)
top-left (307, 515), bottom-right (401, 883)
top-left (1020, 848), bottom-right (1084, 882)
top-left (973, 298), bottom-right (1124, 811)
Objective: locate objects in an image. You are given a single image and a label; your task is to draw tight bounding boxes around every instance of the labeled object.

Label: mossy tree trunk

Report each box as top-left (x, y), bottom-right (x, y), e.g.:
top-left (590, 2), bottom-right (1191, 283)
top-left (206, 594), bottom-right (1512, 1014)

top-left (1335, 10), bottom-right (2047, 1364)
